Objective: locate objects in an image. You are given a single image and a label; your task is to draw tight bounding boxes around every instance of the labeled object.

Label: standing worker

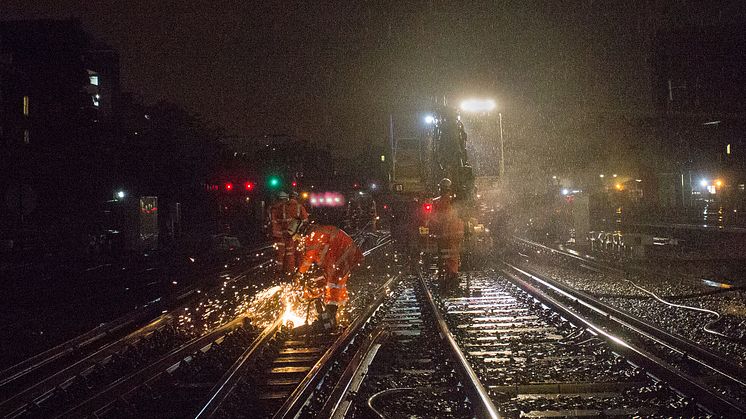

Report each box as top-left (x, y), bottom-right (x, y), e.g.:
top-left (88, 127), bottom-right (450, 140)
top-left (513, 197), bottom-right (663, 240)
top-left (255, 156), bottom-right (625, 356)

top-left (269, 192), bottom-right (291, 276)
top-left (432, 178), bottom-right (464, 293)
top-left (269, 191), bottom-right (309, 276)
top-left (289, 220), bottom-right (363, 331)
top-left (285, 191), bottom-right (309, 271)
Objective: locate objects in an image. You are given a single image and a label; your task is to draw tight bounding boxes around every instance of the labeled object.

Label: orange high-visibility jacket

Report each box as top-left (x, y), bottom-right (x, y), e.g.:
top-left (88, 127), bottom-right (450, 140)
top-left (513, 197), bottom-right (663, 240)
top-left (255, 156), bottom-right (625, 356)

top-left (286, 198), bottom-right (309, 225)
top-left (298, 225), bottom-right (363, 304)
top-left (269, 199), bottom-right (309, 238)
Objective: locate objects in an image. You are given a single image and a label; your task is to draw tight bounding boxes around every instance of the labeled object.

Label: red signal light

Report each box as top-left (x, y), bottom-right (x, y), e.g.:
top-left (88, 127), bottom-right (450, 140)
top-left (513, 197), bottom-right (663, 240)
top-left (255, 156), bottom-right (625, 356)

top-left (225, 182), bottom-right (233, 191)
top-left (244, 181), bottom-right (254, 191)
top-left (291, 181), bottom-right (298, 187)
top-left (423, 203), bottom-right (432, 213)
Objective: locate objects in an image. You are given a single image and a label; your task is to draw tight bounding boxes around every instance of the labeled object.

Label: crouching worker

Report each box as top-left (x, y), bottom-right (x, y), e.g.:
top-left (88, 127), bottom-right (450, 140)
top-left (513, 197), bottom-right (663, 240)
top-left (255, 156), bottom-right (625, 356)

top-left (288, 219), bottom-right (364, 333)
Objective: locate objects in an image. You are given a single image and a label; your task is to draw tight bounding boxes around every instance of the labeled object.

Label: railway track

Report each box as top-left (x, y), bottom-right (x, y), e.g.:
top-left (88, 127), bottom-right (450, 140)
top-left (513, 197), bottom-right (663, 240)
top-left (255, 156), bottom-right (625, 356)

top-left (1, 236), bottom-right (394, 419)
top-left (196, 271), bottom-right (497, 418)
top-left (9, 232), bottom-right (743, 417)
top-left (191, 239), bottom-right (399, 419)
top-left (189, 248), bottom-right (733, 418)
top-left (0, 245), bottom-right (274, 418)
top-left (503, 237), bottom-right (746, 414)
top-left (317, 272), bottom-right (498, 419)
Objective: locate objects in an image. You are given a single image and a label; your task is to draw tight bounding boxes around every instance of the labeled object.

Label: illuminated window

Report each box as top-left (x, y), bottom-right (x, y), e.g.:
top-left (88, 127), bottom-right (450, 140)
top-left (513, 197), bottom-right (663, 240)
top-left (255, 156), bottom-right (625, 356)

top-left (727, 144), bottom-right (731, 155)
top-left (23, 96), bottom-right (29, 116)
top-left (23, 129), bottom-right (29, 144)
top-left (89, 75), bottom-right (99, 86)
top-left (92, 94), bottom-right (100, 107)
top-left (380, 155), bottom-right (385, 162)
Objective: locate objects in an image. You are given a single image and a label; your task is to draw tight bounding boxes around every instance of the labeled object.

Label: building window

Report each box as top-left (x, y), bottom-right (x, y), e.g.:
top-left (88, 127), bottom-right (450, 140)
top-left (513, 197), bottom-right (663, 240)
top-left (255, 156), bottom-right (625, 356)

top-left (23, 129), bottom-right (29, 144)
top-left (89, 74), bottom-right (99, 86)
top-left (23, 96), bottom-right (29, 116)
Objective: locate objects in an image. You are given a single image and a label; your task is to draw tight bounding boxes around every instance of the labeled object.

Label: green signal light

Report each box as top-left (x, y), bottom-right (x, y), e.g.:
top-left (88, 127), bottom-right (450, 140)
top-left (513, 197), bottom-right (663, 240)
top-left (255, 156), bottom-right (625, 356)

top-left (268, 176), bottom-right (281, 188)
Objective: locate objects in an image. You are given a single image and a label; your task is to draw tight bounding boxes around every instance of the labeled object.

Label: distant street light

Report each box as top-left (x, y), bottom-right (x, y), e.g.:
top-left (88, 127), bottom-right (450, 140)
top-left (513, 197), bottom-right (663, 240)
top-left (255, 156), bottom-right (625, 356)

top-left (115, 190), bottom-right (126, 200)
top-left (424, 115), bottom-right (435, 124)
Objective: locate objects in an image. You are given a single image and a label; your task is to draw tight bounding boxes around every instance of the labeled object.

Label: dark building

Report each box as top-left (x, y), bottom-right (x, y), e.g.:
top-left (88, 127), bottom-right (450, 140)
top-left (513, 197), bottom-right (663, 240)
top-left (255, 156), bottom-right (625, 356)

top-left (652, 25), bottom-right (746, 207)
top-left (0, 19), bottom-right (120, 241)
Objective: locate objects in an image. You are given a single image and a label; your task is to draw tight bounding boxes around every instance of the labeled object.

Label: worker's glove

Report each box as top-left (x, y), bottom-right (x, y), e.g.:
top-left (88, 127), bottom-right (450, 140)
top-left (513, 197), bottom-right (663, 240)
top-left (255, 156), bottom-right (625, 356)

top-left (315, 275), bottom-right (326, 286)
top-left (290, 272), bottom-right (303, 287)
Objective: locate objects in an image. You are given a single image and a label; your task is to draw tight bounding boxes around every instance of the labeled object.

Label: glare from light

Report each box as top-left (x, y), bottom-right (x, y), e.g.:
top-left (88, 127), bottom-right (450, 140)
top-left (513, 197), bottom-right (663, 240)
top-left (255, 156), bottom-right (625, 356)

top-left (460, 98), bottom-right (496, 113)
top-left (715, 179), bottom-right (723, 187)
top-left (370, 183), bottom-right (377, 189)
top-left (116, 190), bottom-right (126, 199)
top-left (599, 174), bottom-right (605, 178)
top-left (301, 192), bottom-right (309, 199)
top-left (424, 115), bottom-right (435, 124)
top-left (700, 179), bottom-right (708, 187)
top-left (561, 189), bottom-right (569, 196)
top-left (612, 174), bottom-right (617, 178)
top-left (358, 191), bottom-right (364, 195)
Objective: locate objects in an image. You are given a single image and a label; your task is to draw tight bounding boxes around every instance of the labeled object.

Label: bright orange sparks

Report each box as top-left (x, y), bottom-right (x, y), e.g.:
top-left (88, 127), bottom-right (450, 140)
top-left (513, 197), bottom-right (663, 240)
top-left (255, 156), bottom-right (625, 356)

top-left (281, 304), bottom-right (306, 328)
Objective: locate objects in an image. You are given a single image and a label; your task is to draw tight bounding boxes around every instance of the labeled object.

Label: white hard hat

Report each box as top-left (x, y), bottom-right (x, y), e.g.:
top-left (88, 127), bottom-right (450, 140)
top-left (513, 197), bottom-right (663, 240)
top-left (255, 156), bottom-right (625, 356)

top-left (278, 191), bottom-right (289, 199)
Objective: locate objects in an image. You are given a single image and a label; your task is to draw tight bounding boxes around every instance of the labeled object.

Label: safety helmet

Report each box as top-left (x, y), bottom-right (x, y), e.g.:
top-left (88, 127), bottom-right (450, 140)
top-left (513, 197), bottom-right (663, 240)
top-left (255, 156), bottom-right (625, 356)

top-left (278, 191), bottom-right (289, 200)
top-left (287, 218), bottom-right (308, 237)
top-left (439, 178), bottom-right (453, 190)
top-left (289, 190), bottom-right (299, 199)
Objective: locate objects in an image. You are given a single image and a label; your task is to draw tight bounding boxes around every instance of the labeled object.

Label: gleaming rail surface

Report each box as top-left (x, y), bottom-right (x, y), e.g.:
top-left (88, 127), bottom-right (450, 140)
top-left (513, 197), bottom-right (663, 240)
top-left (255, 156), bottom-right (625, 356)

top-left (0, 245), bottom-right (274, 419)
top-left (504, 237), bottom-right (746, 416)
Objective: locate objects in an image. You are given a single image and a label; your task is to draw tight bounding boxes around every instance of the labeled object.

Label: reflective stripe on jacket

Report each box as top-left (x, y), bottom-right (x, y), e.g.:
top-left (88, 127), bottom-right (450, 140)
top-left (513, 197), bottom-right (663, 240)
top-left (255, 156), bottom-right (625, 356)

top-left (298, 225), bottom-right (364, 303)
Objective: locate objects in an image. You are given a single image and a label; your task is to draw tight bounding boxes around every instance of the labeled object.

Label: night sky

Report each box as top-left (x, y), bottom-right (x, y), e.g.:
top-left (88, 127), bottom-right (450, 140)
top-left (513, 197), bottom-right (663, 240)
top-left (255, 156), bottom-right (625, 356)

top-left (5, 1), bottom-right (746, 154)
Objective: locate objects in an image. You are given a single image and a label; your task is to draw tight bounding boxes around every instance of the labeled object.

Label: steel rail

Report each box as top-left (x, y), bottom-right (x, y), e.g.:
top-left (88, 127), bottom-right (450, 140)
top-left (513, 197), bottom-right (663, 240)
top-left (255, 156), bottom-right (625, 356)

top-left (316, 328), bottom-right (387, 418)
top-left (511, 238), bottom-right (746, 382)
top-left (501, 263), bottom-right (746, 417)
top-left (417, 272), bottom-right (501, 419)
top-left (55, 316), bottom-right (250, 419)
top-left (0, 305), bottom-right (150, 390)
top-left (193, 318), bottom-right (284, 419)
top-left (0, 243), bottom-right (273, 393)
top-left (192, 237), bottom-right (393, 419)
top-left (0, 254), bottom-right (273, 418)
top-left (270, 274), bottom-right (397, 419)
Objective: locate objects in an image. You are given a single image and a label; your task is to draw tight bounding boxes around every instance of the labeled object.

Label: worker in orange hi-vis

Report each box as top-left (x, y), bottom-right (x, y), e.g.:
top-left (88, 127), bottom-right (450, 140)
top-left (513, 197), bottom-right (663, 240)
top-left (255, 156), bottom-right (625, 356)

top-left (284, 191), bottom-right (309, 272)
top-left (269, 191), bottom-right (290, 276)
top-left (288, 219), bottom-right (363, 332)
